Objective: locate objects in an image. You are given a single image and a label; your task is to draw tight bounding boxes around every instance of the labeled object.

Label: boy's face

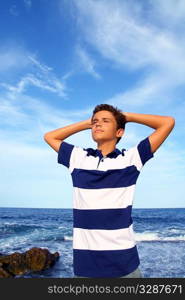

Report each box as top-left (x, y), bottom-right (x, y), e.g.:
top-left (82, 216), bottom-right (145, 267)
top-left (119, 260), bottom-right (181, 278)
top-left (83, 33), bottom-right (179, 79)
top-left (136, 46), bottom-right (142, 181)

top-left (91, 110), bottom-right (124, 145)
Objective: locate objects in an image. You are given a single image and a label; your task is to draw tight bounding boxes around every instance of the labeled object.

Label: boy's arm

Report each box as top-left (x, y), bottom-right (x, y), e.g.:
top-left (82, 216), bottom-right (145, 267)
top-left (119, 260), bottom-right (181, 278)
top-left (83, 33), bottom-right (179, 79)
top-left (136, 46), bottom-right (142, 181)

top-left (123, 112), bottom-right (175, 153)
top-left (44, 118), bottom-right (92, 152)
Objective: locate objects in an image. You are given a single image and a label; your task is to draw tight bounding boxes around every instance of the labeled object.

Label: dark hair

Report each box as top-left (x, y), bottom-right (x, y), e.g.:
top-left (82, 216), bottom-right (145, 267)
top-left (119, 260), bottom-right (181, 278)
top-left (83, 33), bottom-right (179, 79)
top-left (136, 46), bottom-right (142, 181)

top-left (91, 104), bottom-right (126, 144)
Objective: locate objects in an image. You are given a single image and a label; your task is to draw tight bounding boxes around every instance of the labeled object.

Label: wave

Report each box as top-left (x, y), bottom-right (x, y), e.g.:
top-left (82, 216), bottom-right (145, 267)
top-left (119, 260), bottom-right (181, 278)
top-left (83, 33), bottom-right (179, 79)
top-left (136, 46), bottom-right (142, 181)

top-left (1, 223), bottom-right (185, 243)
top-left (61, 232), bottom-right (185, 242)
top-left (60, 233), bottom-right (185, 242)
top-left (0, 223), bottom-right (48, 235)
top-left (135, 232), bottom-right (185, 242)
top-left (63, 235), bottom-right (73, 241)
top-left (52, 233), bottom-right (185, 242)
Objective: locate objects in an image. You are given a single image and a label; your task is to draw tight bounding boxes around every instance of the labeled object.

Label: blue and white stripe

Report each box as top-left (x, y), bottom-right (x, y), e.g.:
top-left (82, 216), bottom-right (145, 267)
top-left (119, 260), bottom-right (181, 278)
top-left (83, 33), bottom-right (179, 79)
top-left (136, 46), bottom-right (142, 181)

top-left (58, 137), bottom-right (153, 277)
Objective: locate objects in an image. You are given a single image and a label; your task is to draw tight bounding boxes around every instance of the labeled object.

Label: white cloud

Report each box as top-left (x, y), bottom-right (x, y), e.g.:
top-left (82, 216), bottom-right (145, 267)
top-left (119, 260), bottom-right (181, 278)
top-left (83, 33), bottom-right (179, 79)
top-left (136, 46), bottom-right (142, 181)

top-left (0, 91), bottom-right (94, 148)
top-left (75, 45), bottom-right (101, 79)
top-left (73, 0), bottom-right (166, 69)
top-left (106, 71), bottom-right (175, 109)
top-left (0, 48), bottom-right (66, 97)
top-left (72, 0), bottom-right (185, 107)
top-left (148, 0), bottom-right (185, 29)
top-left (74, 0), bottom-right (184, 68)
top-left (28, 56), bottom-right (52, 73)
top-left (0, 46), bottom-right (30, 72)
top-left (62, 70), bottom-right (75, 81)
top-left (2, 73), bottom-right (66, 97)
top-left (0, 98), bottom-right (28, 126)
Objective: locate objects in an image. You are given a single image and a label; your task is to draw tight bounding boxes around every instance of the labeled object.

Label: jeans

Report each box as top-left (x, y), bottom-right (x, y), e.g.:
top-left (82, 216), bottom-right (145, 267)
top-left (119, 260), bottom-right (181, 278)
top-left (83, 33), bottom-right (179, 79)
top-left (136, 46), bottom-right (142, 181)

top-left (74, 267), bottom-right (143, 278)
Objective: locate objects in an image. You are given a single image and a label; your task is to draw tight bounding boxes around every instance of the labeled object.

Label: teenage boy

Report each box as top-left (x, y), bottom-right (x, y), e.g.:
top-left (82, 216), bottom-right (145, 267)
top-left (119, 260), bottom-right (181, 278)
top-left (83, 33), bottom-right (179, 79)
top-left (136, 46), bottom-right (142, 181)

top-left (44, 104), bottom-right (175, 278)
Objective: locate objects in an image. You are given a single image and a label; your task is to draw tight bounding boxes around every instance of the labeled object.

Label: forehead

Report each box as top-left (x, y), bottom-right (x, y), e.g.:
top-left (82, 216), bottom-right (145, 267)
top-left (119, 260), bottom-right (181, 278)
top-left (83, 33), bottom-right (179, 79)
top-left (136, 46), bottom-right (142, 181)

top-left (92, 110), bottom-right (114, 120)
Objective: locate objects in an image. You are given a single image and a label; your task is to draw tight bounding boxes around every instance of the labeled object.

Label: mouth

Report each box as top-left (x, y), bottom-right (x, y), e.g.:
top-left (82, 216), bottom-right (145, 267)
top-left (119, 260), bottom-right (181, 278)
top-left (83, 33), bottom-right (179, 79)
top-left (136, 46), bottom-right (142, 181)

top-left (95, 130), bottom-right (104, 133)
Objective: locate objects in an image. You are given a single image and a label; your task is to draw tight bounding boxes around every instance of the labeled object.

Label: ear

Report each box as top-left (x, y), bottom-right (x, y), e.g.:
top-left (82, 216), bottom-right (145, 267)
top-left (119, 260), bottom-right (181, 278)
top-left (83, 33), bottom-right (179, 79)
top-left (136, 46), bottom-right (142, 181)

top-left (116, 128), bottom-right (125, 138)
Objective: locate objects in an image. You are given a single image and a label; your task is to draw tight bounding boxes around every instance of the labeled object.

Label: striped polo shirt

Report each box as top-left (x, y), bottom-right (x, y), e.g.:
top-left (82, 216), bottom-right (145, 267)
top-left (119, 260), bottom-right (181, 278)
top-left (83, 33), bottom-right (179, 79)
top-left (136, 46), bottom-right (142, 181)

top-left (57, 137), bottom-right (153, 277)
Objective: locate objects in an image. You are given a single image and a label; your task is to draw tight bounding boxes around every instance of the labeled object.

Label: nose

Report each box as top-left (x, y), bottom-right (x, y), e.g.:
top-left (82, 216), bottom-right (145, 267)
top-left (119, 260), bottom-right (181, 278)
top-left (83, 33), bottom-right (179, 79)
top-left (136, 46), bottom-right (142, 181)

top-left (95, 123), bottom-right (102, 130)
top-left (94, 120), bottom-right (103, 127)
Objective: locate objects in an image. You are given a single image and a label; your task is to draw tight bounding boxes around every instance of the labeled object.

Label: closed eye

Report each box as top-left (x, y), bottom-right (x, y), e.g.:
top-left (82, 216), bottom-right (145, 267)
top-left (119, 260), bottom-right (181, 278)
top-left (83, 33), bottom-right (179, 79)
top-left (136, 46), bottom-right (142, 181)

top-left (92, 119), bottom-right (109, 124)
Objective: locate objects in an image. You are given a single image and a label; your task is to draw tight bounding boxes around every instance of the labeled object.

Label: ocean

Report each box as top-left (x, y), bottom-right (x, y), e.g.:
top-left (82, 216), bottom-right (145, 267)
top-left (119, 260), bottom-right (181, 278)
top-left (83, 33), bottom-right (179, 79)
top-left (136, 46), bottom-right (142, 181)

top-left (0, 207), bottom-right (184, 278)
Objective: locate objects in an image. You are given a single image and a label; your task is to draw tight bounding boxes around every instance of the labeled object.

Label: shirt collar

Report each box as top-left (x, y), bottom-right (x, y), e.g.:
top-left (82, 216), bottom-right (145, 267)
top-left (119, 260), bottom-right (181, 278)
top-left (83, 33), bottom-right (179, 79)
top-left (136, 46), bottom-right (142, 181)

top-left (85, 147), bottom-right (124, 158)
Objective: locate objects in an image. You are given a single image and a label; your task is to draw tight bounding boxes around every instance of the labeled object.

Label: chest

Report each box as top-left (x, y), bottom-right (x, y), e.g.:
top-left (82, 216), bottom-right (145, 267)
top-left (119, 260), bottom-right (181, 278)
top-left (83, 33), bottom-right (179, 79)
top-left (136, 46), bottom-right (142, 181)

top-left (76, 155), bottom-right (131, 171)
top-left (71, 165), bottom-right (139, 189)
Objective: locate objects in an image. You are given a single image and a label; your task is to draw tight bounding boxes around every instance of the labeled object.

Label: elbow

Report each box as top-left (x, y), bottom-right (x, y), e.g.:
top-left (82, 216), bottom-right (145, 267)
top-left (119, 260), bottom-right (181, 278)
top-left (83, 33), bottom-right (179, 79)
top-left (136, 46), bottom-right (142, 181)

top-left (166, 116), bottom-right (175, 130)
top-left (43, 133), bottom-right (50, 141)
top-left (168, 116), bottom-right (175, 126)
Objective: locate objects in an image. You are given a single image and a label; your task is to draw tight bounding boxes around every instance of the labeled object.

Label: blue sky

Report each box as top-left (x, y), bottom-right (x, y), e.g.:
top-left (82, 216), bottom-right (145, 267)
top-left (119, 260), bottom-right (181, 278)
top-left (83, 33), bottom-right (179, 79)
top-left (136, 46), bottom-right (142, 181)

top-left (0, 0), bottom-right (185, 209)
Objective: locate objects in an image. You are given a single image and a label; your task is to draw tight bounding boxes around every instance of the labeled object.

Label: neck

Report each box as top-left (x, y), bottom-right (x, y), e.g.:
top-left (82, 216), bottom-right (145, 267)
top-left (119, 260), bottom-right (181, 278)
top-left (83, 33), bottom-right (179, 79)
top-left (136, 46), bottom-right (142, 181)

top-left (97, 141), bottom-right (116, 156)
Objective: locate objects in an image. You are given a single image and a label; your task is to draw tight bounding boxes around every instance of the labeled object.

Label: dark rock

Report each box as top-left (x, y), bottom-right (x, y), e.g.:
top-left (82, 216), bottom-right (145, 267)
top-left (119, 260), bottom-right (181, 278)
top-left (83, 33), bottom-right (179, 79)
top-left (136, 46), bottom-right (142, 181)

top-left (0, 267), bottom-right (13, 278)
top-left (0, 247), bottom-right (60, 278)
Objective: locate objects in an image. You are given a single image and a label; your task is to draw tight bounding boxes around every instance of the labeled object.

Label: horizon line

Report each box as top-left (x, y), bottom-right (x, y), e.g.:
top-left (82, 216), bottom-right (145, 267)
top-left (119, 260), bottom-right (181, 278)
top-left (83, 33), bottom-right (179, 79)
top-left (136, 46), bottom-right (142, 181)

top-left (0, 206), bottom-right (184, 210)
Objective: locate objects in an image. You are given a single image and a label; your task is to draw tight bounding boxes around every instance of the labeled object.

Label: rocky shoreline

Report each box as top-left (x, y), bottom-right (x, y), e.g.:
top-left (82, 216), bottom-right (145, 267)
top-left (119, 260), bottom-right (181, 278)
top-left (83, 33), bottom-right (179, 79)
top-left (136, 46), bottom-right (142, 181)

top-left (0, 247), bottom-right (60, 278)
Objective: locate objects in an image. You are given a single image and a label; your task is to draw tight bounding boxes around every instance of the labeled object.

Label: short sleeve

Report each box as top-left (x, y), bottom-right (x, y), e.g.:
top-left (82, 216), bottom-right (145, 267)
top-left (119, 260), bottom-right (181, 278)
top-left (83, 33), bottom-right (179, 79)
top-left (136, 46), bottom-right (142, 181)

top-left (137, 137), bottom-right (154, 166)
top-left (124, 137), bottom-right (154, 171)
top-left (57, 141), bottom-right (88, 172)
top-left (57, 141), bottom-right (74, 168)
